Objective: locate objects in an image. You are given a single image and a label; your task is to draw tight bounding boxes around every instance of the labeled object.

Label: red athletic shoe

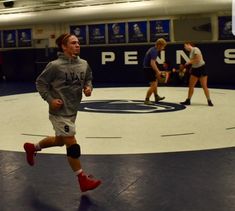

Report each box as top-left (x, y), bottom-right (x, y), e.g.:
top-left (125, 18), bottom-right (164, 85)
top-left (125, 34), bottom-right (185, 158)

top-left (78, 172), bottom-right (101, 192)
top-left (23, 143), bottom-right (36, 166)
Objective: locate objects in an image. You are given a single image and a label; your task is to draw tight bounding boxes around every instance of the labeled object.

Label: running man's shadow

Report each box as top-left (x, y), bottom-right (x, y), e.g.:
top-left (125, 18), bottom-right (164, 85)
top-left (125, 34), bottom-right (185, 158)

top-left (78, 195), bottom-right (97, 211)
top-left (77, 195), bottom-right (111, 211)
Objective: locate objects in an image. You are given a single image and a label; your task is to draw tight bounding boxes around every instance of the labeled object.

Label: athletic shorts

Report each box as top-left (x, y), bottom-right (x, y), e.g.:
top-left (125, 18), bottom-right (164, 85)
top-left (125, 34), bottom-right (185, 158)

top-left (191, 65), bottom-right (207, 78)
top-left (143, 67), bottom-right (157, 83)
top-left (49, 114), bottom-right (77, 136)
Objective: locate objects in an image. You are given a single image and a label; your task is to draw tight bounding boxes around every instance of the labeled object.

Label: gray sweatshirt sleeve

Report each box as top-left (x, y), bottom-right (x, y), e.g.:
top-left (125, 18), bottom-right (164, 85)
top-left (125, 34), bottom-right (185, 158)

top-left (36, 62), bottom-right (55, 103)
top-left (84, 63), bottom-right (93, 89)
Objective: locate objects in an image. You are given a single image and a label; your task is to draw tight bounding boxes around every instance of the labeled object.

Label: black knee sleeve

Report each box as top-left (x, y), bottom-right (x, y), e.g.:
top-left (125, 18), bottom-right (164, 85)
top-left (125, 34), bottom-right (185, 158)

top-left (67, 144), bottom-right (81, 158)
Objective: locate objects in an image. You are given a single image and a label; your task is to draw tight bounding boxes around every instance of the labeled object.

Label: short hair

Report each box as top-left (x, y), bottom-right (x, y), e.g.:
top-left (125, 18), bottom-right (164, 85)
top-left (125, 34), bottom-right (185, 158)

top-left (184, 41), bottom-right (195, 47)
top-left (156, 38), bottom-right (167, 48)
top-left (55, 33), bottom-right (72, 52)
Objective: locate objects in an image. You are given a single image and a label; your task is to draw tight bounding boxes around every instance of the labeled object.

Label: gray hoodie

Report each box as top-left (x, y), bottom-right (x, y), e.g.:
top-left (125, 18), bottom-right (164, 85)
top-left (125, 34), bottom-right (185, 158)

top-left (36, 52), bottom-right (93, 117)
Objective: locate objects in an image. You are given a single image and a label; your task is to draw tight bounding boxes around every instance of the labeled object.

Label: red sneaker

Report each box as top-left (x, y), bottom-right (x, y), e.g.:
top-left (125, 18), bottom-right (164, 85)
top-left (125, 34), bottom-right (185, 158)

top-left (23, 143), bottom-right (36, 166)
top-left (78, 173), bottom-right (101, 192)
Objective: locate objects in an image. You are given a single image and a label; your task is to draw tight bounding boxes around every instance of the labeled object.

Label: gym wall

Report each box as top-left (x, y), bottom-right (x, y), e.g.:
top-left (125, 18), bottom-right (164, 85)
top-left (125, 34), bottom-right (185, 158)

top-left (0, 13), bottom-right (234, 87)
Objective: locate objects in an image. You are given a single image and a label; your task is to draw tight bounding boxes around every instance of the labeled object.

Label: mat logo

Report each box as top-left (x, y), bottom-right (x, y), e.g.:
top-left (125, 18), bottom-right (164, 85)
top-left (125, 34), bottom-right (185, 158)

top-left (78, 100), bottom-right (186, 114)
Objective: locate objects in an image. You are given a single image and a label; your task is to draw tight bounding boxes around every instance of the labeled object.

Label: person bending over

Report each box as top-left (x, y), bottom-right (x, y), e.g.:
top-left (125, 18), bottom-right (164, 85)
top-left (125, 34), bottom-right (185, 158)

top-left (143, 38), bottom-right (167, 105)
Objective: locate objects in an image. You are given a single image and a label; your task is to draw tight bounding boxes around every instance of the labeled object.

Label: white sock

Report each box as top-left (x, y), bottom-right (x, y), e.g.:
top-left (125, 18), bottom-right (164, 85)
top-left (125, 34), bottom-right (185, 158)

top-left (75, 169), bottom-right (83, 176)
top-left (34, 143), bottom-right (41, 151)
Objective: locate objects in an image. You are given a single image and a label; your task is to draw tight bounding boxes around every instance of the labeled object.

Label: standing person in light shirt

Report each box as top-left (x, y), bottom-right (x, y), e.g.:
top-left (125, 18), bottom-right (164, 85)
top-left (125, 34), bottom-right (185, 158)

top-left (180, 42), bottom-right (213, 106)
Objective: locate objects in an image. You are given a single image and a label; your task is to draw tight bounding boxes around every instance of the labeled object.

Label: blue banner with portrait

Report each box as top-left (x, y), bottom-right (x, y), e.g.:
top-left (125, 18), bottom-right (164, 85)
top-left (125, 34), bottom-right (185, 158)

top-left (17, 28), bottom-right (32, 47)
top-left (150, 20), bottom-right (170, 42)
top-left (128, 21), bottom-right (147, 43)
top-left (218, 16), bottom-right (235, 40)
top-left (70, 25), bottom-right (87, 45)
top-left (88, 24), bottom-right (106, 45)
top-left (3, 30), bottom-right (16, 48)
top-left (108, 22), bottom-right (126, 44)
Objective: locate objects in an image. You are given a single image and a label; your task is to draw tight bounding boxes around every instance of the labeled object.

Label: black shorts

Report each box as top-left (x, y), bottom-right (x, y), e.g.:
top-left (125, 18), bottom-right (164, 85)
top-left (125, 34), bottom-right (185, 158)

top-left (143, 67), bottom-right (157, 83)
top-left (191, 65), bottom-right (207, 78)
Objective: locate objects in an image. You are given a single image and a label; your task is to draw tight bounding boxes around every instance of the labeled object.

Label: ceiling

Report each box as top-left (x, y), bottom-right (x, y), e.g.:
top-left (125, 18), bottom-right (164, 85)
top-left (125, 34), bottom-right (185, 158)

top-left (0, 0), bottom-right (232, 26)
top-left (0, 0), bottom-right (152, 14)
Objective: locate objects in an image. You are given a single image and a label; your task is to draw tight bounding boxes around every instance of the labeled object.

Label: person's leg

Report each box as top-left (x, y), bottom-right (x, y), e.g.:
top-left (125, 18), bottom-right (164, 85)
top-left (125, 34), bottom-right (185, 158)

top-left (187, 75), bottom-right (198, 99)
top-left (199, 76), bottom-right (213, 106)
top-left (24, 136), bottom-right (64, 166)
top-left (180, 75), bottom-right (198, 105)
top-left (63, 136), bottom-right (101, 192)
top-left (24, 114), bottom-right (101, 192)
top-left (145, 81), bottom-right (157, 104)
top-left (24, 135), bottom-right (101, 192)
top-left (164, 71), bottom-right (170, 83)
top-left (63, 136), bottom-right (82, 172)
top-left (24, 115), bottom-right (71, 166)
top-left (38, 136), bottom-right (64, 148)
top-left (153, 79), bottom-right (165, 102)
top-left (27, 136), bottom-right (80, 172)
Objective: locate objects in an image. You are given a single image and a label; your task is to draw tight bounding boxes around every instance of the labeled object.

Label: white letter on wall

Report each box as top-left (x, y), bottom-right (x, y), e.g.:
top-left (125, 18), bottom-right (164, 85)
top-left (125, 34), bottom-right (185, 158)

top-left (176, 50), bottom-right (190, 64)
top-left (124, 51), bottom-right (138, 65)
top-left (224, 49), bottom-right (235, 64)
top-left (102, 52), bottom-right (115, 65)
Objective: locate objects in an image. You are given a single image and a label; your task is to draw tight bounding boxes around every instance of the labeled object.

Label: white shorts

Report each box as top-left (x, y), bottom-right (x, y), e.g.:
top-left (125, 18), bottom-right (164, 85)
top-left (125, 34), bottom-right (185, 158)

top-left (49, 114), bottom-right (77, 136)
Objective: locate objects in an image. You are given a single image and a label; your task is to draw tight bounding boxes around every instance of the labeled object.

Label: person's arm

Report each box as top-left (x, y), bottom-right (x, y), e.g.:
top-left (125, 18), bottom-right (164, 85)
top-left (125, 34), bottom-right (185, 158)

top-left (187, 48), bottom-right (202, 65)
top-left (36, 63), bottom-right (55, 103)
top-left (150, 59), bottom-right (161, 77)
top-left (83, 63), bottom-right (93, 97)
top-left (187, 54), bottom-right (201, 65)
top-left (36, 63), bottom-right (64, 110)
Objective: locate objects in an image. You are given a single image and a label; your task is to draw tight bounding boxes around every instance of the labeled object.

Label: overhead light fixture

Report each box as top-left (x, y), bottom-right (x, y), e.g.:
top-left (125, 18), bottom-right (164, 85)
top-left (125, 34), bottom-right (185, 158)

top-left (3, 0), bottom-right (14, 8)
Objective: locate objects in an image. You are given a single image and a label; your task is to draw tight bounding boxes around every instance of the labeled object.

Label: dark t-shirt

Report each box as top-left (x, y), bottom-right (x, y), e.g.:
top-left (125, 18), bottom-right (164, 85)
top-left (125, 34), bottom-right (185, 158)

top-left (143, 46), bottom-right (158, 68)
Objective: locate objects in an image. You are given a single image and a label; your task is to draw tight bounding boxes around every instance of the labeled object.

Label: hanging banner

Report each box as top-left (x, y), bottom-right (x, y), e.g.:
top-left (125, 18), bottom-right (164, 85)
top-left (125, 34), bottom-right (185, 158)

top-left (108, 22), bottom-right (126, 44)
top-left (218, 16), bottom-right (235, 40)
top-left (88, 24), bottom-right (106, 45)
top-left (17, 28), bottom-right (32, 47)
top-left (70, 25), bottom-right (87, 45)
top-left (128, 21), bottom-right (147, 43)
top-left (3, 30), bottom-right (16, 48)
top-left (150, 20), bottom-right (170, 42)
